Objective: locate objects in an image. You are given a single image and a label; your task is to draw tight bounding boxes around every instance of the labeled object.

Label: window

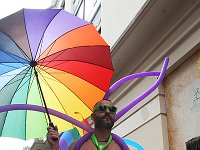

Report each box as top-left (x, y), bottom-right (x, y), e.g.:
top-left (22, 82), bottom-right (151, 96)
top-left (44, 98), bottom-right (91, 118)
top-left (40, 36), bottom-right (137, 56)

top-left (75, 0), bottom-right (85, 19)
top-left (90, 5), bottom-right (101, 30)
top-left (73, 0), bottom-right (101, 30)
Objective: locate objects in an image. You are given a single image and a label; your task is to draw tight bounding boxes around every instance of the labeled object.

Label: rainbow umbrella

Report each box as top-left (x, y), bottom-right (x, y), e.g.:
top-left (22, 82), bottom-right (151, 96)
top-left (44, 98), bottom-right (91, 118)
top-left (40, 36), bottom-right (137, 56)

top-left (0, 9), bottom-right (113, 140)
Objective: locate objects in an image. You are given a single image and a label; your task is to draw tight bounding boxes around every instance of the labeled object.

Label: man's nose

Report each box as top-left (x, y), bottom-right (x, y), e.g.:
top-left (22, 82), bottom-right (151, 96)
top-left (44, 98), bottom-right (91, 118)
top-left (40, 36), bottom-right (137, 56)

top-left (105, 108), bottom-right (110, 113)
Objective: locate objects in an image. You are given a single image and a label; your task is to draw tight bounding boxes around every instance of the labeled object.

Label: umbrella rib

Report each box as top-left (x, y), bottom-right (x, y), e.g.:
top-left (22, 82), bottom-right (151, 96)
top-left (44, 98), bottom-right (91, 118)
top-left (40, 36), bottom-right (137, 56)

top-left (35, 21), bottom-right (90, 62)
top-left (33, 10), bottom-right (62, 61)
top-left (35, 76), bottom-right (50, 130)
top-left (36, 68), bottom-right (76, 129)
top-left (5, 74), bottom-right (32, 88)
top-left (7, 68), bottom-right (33, 94)
top-left (36, 68), bottom-right (71, 115)
top-left (62, 23), bottom-right (92, 36)
top-left (0, 62), bottom-right (28, 69)
top-left (0, 67), bottom-right (31, 92)
top-left (34, 36), bottom-right (44, 61)
top-left (37, 42), bottom-right (57, 70)
top-left (24, 68), bottom-right (50, 140)
top-left (39, 62), bottom-right (109, 93)
top-left (2, 69), bottom-right (32, 88)
top-left (22, 9), bottom-right (47, 61)
top-left (37, 67), bottom-right (93, 129)
top-left (24, 68), bottom-right (41, 139)
top-left (24, 68), bottom-right (35, 140)
top-left (0, 71), bottom-right (32, 137)
top-left (37, 67), bottom-right (93, 112)
top-left (40, 60), bottom-right (112, 78)
top-left (0, 49), bottom-right (29, 65)
top-left (39, 60), bottom-right (113, 92)
top-left (0, 65), bottom-right (30, 77)
top-left (0, 67), bottom-right (31, 137)
top-left (0, 72), bottom-right (31, 77)
top-left (33, 36), bottom-right (46, 61)
top-left (0, 31), bottom-right (31, 61)
top-left (37, 45), bottom-right (112, 70)
top-left (33, 67), bottom-right (53, 124)
top-left (26, 68), bottom-right (37, 97)
top-left (41, 59), bottom-right (113, 73)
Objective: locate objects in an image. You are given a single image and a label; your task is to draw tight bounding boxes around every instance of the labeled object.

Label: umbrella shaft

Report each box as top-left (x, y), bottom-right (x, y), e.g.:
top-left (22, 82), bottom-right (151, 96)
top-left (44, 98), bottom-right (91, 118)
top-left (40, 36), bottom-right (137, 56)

top-left (33, 67), bottom-right (52, 123)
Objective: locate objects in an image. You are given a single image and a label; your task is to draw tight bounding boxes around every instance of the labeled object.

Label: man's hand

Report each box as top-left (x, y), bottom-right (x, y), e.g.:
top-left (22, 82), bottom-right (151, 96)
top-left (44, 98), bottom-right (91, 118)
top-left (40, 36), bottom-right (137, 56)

top-left (47, 125), bottom-right (60, 150)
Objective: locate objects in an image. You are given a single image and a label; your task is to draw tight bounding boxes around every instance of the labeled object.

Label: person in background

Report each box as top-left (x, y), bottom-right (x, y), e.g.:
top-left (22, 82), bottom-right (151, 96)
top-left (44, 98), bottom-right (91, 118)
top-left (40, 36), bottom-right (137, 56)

top-left (186, 136), bottom-right (200, 150)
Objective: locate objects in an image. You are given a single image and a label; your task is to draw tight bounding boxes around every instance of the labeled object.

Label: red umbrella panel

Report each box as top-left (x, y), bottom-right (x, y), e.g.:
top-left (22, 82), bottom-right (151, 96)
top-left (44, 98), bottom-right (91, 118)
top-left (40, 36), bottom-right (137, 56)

top-left (0, 9), bottom-right (113, 140)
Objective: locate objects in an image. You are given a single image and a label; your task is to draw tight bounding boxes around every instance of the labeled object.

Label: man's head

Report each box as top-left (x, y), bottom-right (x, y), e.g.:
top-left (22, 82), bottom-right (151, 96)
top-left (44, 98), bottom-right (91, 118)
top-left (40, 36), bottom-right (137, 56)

top-left (186, 136), bottom-right (200, 150)
top-left (91, 99), bottom-right (117, 130)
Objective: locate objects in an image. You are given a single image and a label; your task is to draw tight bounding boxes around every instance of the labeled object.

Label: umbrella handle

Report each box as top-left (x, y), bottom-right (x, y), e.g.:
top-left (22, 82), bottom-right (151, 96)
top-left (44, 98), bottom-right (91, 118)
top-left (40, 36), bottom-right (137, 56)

top-left (49, 122), bottom-right (59, 141)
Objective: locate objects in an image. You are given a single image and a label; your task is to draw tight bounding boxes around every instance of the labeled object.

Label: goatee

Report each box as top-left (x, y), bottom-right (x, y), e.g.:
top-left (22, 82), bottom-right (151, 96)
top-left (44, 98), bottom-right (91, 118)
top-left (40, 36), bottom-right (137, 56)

top-left (95, 115), bottom-right (114, 129)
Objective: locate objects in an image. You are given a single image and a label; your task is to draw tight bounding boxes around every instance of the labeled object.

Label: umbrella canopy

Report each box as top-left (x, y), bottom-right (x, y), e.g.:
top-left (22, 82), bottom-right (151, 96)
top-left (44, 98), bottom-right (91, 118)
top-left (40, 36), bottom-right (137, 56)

top-left (0, 9), bottom-right (113, 140)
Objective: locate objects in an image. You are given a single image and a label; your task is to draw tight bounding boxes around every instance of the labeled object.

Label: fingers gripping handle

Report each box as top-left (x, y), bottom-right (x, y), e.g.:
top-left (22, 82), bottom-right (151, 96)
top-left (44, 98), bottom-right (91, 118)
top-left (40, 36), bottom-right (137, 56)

top-left (49, 122), bottom-right (58, 141)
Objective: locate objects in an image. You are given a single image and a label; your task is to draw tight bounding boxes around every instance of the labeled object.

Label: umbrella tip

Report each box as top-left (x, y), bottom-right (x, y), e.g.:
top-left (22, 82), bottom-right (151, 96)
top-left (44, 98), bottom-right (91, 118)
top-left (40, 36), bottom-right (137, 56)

top-left (30, 60), bottom-right (37, 67)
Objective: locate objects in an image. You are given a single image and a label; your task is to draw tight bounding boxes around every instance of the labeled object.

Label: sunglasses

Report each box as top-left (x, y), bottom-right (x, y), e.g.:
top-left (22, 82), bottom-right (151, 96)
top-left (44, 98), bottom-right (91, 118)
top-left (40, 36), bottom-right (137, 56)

top-left (94, 105), bottom-right (117, 114)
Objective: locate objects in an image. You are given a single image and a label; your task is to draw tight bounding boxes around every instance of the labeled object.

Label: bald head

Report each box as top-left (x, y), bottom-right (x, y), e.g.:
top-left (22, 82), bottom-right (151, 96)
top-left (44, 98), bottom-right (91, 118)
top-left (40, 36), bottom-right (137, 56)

top-left (93, 99), bottom-right (112, 111)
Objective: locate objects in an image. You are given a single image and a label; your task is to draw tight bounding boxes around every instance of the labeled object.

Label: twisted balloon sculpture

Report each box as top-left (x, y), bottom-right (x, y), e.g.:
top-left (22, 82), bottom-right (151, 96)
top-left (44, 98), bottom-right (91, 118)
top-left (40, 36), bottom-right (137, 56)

top-left (105, 57), bottom-right (169, 121)
top-left (0, 57), bottom-right (169, 149)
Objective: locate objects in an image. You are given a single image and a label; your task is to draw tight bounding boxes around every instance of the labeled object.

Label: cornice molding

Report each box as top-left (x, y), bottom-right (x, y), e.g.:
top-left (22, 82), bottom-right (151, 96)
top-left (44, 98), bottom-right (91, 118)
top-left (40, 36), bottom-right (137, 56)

top-left (111, 0), bottom-right (200, 82)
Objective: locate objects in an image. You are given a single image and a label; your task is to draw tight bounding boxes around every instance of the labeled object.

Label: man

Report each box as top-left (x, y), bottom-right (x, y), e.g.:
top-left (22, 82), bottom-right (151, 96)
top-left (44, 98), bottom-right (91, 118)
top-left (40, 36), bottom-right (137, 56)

top-left (47, 99), bottom-right (129, 150)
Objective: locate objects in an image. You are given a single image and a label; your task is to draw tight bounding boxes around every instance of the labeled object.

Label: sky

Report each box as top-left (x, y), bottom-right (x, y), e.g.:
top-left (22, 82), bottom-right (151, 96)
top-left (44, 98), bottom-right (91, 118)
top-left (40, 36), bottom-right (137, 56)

top-left (0, 0), bottom-right (52, 19)
top-left (0, 137), bottom-right (34, 149)
top-left (0, 1), bottom-right (52, 149)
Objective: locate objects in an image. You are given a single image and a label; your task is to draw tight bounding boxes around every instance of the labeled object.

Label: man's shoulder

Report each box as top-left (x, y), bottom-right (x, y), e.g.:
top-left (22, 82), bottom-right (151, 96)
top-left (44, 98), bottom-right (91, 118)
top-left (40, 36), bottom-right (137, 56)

top-left (68, 139), bottom-right (96, 150)
top-left (79, 139), bottom-right (97, 149)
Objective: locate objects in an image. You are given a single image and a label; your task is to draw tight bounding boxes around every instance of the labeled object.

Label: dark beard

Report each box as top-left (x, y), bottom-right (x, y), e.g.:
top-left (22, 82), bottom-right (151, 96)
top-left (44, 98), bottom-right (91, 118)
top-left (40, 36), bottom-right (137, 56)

top-left (94, 115), bottom-right (114, 129)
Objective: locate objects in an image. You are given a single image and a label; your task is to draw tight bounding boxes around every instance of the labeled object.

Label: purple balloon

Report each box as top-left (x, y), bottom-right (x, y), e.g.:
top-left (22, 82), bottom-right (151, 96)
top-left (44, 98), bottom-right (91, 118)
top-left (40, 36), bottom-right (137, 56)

top-left (112, 133), bottom-right (130, 149)
top-left (104, 71), bottom-right (160, 99)
top-left (0, 104), bottom-right (93, 132)
top-left (74, 132), bottom-right (93, 149)
top-left (114, 57), bottom-right (169, 121)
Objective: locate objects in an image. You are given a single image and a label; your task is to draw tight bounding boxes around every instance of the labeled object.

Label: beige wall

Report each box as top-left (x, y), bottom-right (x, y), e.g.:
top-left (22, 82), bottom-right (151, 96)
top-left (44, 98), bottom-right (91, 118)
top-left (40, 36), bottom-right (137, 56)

top-left (164, 50), bottom-right (200, 150)
top-left (126, 115), bottom-right (168, 150)
top-left (101, 0), bottom-right (200, 150)
top-left (101, 0), bottom-right (147, 47)
top-left (112, 94), bottom-right (169, 150)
